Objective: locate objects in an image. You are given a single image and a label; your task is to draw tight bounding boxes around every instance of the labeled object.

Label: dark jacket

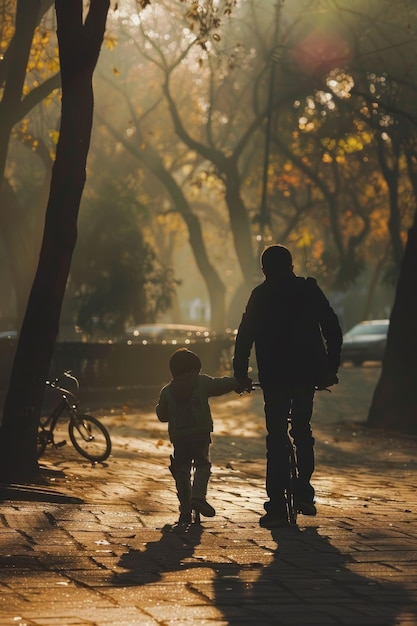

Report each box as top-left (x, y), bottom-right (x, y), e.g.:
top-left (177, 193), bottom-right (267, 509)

top-left (233, 273), bottom-right (342, 387)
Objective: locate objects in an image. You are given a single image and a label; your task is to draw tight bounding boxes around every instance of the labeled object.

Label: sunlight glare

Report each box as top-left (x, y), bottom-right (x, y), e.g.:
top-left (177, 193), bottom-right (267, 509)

top-left (291, 30), bottom-right (352, 78)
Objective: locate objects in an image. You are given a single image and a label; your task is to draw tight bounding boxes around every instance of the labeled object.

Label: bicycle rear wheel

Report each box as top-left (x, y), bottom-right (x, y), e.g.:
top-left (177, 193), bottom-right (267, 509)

top-left (69, 414), bottom-right (111, 462)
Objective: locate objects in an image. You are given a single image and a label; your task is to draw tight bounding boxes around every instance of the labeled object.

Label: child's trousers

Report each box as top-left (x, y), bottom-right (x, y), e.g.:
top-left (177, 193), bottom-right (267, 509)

top-left (170, 434), bottom-right (211, 514)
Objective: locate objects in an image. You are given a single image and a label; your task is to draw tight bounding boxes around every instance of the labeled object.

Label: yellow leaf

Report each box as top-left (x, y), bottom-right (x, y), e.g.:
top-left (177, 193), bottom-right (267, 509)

top-left (49, 130), bottom-right (60, 145)
top-left (296, 230), bottom-right (314, 248)
top-left (104, 34), bottom-right (118, 51)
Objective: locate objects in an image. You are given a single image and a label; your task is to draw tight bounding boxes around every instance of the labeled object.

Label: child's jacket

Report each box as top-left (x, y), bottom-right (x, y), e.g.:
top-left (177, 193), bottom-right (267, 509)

top-left (156, 373), bottom-right (237, 443)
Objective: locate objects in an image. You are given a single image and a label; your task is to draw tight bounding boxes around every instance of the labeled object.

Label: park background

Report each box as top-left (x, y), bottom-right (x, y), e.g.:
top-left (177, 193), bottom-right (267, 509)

top-left (1, 1), bottom-right (417, 484)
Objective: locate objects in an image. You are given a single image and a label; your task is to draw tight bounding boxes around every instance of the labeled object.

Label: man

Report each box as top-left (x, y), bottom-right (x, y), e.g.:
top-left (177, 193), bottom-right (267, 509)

top-left (233, 244), bottom-right (342, 528)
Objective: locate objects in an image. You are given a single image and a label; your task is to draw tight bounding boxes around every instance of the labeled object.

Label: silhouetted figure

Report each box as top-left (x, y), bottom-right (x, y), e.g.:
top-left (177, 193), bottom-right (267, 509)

top-left (233, 244), bottom-right (342, 528)
top-left (156, 348), bottom-right (245, 526)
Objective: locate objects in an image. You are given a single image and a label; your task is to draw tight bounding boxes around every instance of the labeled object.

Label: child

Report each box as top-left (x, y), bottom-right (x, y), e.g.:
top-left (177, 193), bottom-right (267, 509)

top-left (156, 348), bottom-right (244, 525)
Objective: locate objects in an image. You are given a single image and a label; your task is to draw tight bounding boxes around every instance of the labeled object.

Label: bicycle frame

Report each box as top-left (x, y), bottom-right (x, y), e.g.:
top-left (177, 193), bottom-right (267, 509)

top-left (39, 374), bottom-right (80, 446)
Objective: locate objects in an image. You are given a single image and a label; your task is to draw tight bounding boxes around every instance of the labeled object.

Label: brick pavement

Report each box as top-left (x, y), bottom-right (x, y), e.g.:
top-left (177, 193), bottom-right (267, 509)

top-left (0, 365), bottom-right (416, 626)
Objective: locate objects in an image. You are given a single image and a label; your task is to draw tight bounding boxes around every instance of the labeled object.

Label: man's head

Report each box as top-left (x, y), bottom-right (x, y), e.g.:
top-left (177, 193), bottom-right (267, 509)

top-left (169, 348), bottom-right (202, 377)
top-left (261, 244), bottom-right (293, 278)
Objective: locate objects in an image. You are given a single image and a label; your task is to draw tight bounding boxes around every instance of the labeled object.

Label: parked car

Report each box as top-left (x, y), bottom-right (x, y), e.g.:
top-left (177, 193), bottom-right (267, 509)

top-left (124, 323), bottom-right (215, 345)
top-left (341, 319), bottom-right (389, 365)
top-left (0, 330), bottom-right (17, 340)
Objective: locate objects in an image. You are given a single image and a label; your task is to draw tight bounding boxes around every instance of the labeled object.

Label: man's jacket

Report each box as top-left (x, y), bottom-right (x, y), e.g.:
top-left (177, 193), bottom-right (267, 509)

top-left (233, 274), bottom-right (342, 387)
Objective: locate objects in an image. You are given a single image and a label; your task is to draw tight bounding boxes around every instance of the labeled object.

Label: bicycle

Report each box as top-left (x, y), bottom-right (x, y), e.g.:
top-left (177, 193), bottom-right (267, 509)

top-left (37, 371), bottom-right (112, 463)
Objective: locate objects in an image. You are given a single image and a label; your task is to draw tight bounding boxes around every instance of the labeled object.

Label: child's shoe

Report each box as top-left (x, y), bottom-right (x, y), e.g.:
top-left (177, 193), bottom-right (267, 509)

top-left (191, 497), bottom-right (216, 517)
top-left (178, 512), bottom-right (192, 526)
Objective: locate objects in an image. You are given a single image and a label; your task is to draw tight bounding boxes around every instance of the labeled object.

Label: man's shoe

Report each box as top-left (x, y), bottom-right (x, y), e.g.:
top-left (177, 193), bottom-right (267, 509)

top-left (259, 512), bottom-right (289, 529)
top-left (296, 500), bottom-right (317, 516)
top-left (191, 498), bottom-right (216, 517)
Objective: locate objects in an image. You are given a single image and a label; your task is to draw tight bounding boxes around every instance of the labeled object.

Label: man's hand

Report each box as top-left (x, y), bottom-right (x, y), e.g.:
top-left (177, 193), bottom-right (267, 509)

top-left (235, 376), bottom-right (253, 394)
top-left (316, 371), bottom-right (339, 391)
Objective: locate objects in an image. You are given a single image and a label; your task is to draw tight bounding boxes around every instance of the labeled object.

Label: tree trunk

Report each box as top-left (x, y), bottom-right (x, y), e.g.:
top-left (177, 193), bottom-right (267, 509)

top-left (361, 246), bottom-right (389, 321)
top-left (183, 211), bottom-right (226, 332)
top-left (163, 78), bottom-right (257, 297)
top-left (0, 1), bottom-right (43, 327)
top-left (367, 215), bottom-right (417, 433)
top-left (0, 0), bottom-right (41, 181)
top-left (0, 0), bottom-right (109, 483)
top-left (136, 141), bottom-right (228, 331)
top-left (0, 179), bottom-right (36, 325)
top-left (101, 116), bottom-right (228, 331)
top-left (223, 159), bottom-right (257, 291)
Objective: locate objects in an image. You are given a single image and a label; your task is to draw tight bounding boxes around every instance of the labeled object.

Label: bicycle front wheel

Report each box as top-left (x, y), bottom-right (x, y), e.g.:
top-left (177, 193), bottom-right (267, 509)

top-left (69, 414), bottom-right (111, 462)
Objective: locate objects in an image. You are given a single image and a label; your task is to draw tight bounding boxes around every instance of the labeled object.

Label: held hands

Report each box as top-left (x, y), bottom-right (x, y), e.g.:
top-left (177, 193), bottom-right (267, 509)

top-left (235, 376), bottom-right (253, 394)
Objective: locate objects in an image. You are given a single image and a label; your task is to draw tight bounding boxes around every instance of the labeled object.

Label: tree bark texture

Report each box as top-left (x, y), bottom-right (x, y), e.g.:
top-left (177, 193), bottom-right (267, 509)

top-left (367, 215), bottom-right (417, 433)
top-left (0, 0), bottom-right (110, 483)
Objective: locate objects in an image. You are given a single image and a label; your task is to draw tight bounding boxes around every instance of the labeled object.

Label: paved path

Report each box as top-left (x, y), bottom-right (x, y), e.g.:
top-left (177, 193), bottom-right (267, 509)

top-left (1, 365), bottom-right (416, 625)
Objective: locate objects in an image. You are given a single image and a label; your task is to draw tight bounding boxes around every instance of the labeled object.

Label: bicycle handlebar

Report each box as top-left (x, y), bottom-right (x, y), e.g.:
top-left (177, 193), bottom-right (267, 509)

top-left (46, 371), bottom-right (80, 398)
top-left (250, 381), bottom-right (332, 393)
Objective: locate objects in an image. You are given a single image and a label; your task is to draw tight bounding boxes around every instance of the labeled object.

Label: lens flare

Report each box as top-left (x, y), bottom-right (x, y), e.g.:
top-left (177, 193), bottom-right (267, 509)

top-left (291, 30), bottom-right (352, 77)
